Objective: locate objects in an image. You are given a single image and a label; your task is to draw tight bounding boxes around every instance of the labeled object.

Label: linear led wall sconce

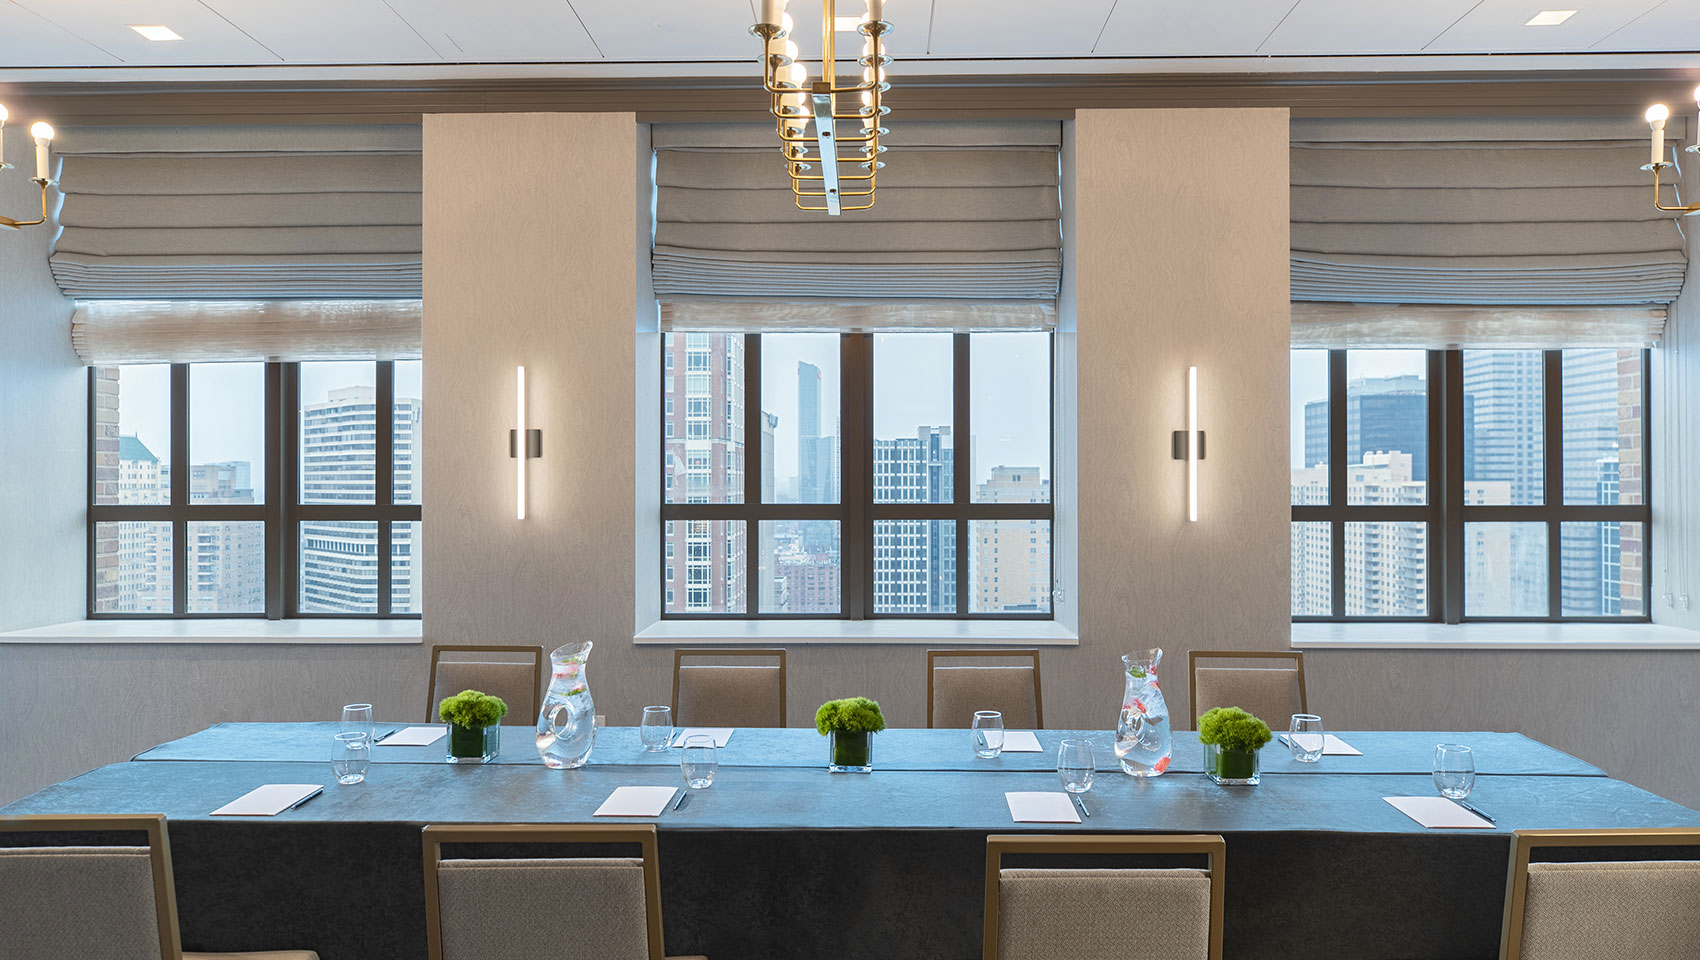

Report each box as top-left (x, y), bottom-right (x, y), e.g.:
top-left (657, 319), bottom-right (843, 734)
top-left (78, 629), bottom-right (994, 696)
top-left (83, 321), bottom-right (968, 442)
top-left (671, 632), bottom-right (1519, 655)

top-left (1170, 365), bottom-right (1205, 522)
top-left (509, 365), bottom-right (542, 520)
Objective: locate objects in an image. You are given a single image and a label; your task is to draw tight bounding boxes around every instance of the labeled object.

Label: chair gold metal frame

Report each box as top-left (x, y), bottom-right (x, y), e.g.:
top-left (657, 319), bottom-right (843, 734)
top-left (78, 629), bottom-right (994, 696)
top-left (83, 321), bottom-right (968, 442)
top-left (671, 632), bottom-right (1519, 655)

top-left (670, 648), bottom-right (787, 727)
top-left (0, 813), bottom-right (182, 959)
top-left (422, 823), bottom-right (669, 960)
top-left (425, 644), bottom-right (545, 722)
top-left (983, 834), bottom-right (1226, 960)
top-left (1186, 649), bottom-right (1307, 728)
top-left (927, 648), bottom-right (1044, 729)
top-left (1499, 827), bottom-right (1700, 960)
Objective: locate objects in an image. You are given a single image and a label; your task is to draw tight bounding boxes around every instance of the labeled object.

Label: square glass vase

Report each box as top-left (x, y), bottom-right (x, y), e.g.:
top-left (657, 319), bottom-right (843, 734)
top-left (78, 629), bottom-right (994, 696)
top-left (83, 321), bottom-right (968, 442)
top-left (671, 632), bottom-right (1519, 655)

top-left (827, 730), bottom-right (873, 773)
top-left (447, 724), bottom-right (500, 763)
top-left (1203, 742), bottom-right (1260, 785)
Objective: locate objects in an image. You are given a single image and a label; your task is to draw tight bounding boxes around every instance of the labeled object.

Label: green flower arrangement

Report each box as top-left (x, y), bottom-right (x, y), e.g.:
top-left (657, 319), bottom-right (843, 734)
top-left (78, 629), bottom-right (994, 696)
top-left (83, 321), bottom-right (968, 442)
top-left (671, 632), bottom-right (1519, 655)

top-left (439, 689), bottom-right (509, 728)
top-left (816, 697), bottom-right (885, 771)
top-left (1197, 706), bottom-right (1271, 783)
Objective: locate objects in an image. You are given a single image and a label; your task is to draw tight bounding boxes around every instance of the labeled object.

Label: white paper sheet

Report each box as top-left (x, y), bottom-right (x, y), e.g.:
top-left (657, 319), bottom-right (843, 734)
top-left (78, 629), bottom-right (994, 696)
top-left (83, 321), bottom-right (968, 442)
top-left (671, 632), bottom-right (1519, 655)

top-left (1000, 731), bottom-right (1044, 753)
top-left (211, 784), bottom-right (324, 817)
top-left (1280, 733), bottom-right (1362, 756)
top-left (1005, 791), bottom-right (1082, 824)
top-left (594, 786), bottom-right (680, 817)
top-left (372, 726), bottom-right (445, 747)
top-left (670, 728), bottom-right (734, 748)
top-left (1383, 796), bottom-right (1494, 829)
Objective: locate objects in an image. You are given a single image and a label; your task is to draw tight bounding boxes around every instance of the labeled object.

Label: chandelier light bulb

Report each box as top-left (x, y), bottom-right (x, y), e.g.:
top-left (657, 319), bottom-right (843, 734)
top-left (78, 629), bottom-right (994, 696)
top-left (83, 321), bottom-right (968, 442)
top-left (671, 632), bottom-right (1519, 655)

top-left (1693, 84), bottom-right (1700, 106)
top-left (0, 103), bottom-right (8, 123)
top-left (1646, 103), bottom-right (1670, 125)
top-left (29, 121), bottom-right (53, 181)
top-left (759, 0), bottom-right (785, 28)
top-left (29, 121), bottom-right (52, 140)
top-left (1647, 104), bottom-right (1670, 167)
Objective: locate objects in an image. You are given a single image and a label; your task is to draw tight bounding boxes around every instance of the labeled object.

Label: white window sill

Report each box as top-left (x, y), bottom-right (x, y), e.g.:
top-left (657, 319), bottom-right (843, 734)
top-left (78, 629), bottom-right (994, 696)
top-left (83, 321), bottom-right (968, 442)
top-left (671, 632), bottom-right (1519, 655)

top-left (1292, 621), bottom-right (1700, 651)
top-left (635, 619), bottom-right (1079, 646)
top-left (0, 619), bottom-right (423, 645)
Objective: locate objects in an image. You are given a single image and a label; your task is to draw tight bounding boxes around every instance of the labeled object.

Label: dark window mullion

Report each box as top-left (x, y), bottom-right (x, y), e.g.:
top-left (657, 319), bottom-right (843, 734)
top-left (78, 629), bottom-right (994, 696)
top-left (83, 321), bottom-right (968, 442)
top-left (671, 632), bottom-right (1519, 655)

top-left (954, 333), bottom-right (970, 614)
top-left (1544, 349), bottom-right (1564, 619)
top-left (1443, 350), bottom-right (1466, 623)
top-left (283, 363), bottom-right (302, 617)
top-left (744, 334), bottom-right (762, 615)
top-left (171, 364), bottom-right (189, 615)
top-left (376, 362), bottom-right (395, 614)
top-left (85, 368), bottom-right (97, 618)
top-left (844, 333), bottom-right (873, 618)
top-left (265, 363), bottom-right (284, 619)
top-left (1426, 349), bottom-right (1446, 623)
top-left (1328, 350), bottom-right (1347, 618)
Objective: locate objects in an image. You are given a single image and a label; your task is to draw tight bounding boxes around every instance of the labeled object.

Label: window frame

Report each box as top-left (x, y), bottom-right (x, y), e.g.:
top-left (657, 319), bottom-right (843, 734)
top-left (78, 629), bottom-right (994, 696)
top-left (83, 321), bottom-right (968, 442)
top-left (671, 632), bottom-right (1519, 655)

top-left (660, 332), bottom-right (1056, 621)
top-left (1292, 348), bottom-right (1652, 624)
top-left (86, 361), bottom-right (423, 620)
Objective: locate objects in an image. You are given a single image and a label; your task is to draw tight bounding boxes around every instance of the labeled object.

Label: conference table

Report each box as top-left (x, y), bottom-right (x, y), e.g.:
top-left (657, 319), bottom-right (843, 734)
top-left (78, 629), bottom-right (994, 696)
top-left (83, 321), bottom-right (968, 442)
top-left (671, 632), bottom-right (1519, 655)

top-left (5, 723), bottom-right (1697, 960)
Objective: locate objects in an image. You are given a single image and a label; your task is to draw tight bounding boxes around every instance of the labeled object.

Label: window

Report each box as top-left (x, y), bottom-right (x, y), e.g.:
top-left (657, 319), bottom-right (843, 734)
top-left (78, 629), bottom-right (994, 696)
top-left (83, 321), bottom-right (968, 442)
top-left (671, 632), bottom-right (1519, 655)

top-left (90, 361), bottom-right (422, 618)
top-left (661, 331), bottom-right (1053, 619)
top-left (1292, 349), bottom-right (1649, 622)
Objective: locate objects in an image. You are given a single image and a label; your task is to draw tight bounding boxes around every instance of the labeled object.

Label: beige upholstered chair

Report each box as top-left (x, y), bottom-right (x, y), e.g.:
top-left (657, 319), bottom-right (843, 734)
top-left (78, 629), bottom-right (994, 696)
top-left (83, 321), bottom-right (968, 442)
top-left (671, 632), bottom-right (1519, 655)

top-left (671, 649), bottom-right (786, 727)
top-left (1500, 828), bottom-right (1700, 960)
top-left (983, 834), bottom-right (1224, 960)
top-left (426, 644), bottom-right (544, 722)
top-left (1187, 650), bottom-right (1306, 729)
top-left (0, 814), bottom-right (318, 960)
top-left (422, 824), bottom-right (705, 960)
top-left (928, 649), bottom-right (1043, 729)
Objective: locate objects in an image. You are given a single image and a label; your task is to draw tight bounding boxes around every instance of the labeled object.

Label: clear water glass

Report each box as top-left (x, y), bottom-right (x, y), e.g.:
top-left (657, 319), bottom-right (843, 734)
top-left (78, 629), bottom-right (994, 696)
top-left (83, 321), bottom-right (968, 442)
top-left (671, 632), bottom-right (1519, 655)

top-left (332, 732), bottom-right (370, 785)
top-left (1057, 738), bottom-right (1095, 794)
top-left (641, 705), bottom-right (673, 753)
top-left (1288, 714), bottom-right (1325, 763)
top-left (341, 703), bottom-right (374, 745)
top-left (1434, 743), bottom-right (1476, 799)
top-left (972, 711), bottom-right (1005, 759)
top-left (681, 734), bottom-right (717, 789)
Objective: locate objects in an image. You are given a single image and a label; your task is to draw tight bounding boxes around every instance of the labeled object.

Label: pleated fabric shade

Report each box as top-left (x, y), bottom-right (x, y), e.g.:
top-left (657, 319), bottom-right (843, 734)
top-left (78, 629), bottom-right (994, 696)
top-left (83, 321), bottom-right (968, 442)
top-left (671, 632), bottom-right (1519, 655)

top-left (49, 125), bottom-right (422, 300)
top-left (1290, 117), bottom-right (1690, 307)
top-left (70, 299), bottom-right (422, 364)
top-left (651, 120), bottom-right (1062, 320)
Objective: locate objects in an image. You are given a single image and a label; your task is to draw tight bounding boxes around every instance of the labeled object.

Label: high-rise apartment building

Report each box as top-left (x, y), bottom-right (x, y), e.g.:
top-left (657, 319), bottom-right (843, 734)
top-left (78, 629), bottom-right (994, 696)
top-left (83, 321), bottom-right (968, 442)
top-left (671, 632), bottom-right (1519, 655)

top-left (664, 333), bottom-right (746, 613)
top-left (873, 426), bottom-right (954, 612)
top-left (1305, 374), bottom-right (1429, 481)
top-left (972, 466), bottom-right (1051, 612)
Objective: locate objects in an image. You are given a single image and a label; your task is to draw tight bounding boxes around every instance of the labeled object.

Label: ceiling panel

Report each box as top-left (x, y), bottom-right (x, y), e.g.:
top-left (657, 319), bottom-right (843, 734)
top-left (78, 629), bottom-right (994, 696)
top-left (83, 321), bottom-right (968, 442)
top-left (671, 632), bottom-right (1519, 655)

top-left (1260, 0), bottom-right (1480, 54)
top-left (13, 0), bottom-right (279, 63)
top-left (928, 0), bottom-right (1116, 55)
top-left (1427, 0), bottom-right (1666, 52)
top-left (0, 1), bottom-right (118, 66)
top-left (388, 0), bottom-right (601, 61)
top-left (204, 0), bottom-right (441, 63)
top-left (1592, 0), bottom-right (1700, 50)
top-left (779, 0), bottom-right (927, 64)
top-left (1095, 0), bottom-right (1296, 56)
top-left (571, 0), bottom-right (755, 60)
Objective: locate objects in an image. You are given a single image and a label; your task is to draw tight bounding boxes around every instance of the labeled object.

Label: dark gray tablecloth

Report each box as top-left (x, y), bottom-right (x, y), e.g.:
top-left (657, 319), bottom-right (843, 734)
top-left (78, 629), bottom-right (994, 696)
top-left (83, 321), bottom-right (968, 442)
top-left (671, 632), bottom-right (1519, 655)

top-left (133, 722), bottom-right (1608, 777)
top-left (3, 756), bottom-right (1689, 960)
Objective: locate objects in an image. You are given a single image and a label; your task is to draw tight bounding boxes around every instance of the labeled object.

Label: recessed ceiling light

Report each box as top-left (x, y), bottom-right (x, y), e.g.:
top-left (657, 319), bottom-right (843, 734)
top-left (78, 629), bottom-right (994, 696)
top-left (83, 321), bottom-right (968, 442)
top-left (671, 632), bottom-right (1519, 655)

top-left (129, 24), bottom-right (183, 41)
top-left (1524, 10), bottom-right (1577, 26)
top-left (833, 15), bottom-right (864, 31)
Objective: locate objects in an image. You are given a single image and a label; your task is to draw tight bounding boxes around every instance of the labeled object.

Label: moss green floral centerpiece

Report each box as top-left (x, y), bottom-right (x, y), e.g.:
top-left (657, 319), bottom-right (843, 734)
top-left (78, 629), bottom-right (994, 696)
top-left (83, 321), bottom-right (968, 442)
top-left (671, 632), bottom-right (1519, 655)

top-left (816, 697), bottom-right (886, 773)
top-left (1197, 706), bottom-right (1272, 785)
top-left (439, 689), bottom-right (508, 763)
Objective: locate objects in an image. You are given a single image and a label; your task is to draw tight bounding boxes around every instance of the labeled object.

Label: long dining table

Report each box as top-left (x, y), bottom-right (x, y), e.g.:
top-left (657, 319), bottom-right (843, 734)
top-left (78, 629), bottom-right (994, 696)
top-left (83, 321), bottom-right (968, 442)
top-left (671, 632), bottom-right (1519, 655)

top-left (5, 723), bottom-right (1696, 960)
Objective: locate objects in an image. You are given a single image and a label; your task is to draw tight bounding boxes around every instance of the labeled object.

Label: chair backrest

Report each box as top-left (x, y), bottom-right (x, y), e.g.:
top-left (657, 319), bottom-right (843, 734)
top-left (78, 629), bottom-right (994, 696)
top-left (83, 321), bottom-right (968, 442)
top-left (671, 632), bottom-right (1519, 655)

top-left (928, 649), bottom-right (1043, 729)
top-left (426, 644), bottom-right (545, 723)
top-left (671, 648), bottom-right (786, 727)
top-left (0, 814), bottom-right (181, 960)
top-left (984, 834), bottom-right (1224, 960)
top-left (422, 824), bottom-right (666, 960)
top-left (1187, 650), bottom-right (1306, 730)
top-left (1501, 829), bottom-right (1700, 960)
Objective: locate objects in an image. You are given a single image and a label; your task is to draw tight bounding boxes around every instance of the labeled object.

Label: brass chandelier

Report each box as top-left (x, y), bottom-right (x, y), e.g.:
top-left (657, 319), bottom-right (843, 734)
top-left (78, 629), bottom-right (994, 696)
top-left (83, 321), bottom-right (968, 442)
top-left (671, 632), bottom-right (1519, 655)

top-left (1642, 91), bottom-right (1700, 216)
top-left (751, 0), bottom-right (891, 215)
top-left (0, 102), bottom-right (56, 230)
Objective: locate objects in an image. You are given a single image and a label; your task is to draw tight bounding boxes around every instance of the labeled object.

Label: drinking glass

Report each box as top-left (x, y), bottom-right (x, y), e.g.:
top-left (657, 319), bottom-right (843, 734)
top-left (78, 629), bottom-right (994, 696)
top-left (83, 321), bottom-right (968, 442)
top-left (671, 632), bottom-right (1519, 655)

top-left (1057, 738), bottom-right (1095, 794)
top-left (1434, 743), bottom-right (1476, 799)
top-left (972, 711), bottom-right (1005, 759)
top-left (332, 732), bottom-right (370, 785)
top-left (641, 705), bottom-right (674, 753)
top-left (1288, 714), bottom-right (1325, 763)
top-left (341, 703), bottom-right (374, 745)
top-left (681, 734), bottom-right (717, 789)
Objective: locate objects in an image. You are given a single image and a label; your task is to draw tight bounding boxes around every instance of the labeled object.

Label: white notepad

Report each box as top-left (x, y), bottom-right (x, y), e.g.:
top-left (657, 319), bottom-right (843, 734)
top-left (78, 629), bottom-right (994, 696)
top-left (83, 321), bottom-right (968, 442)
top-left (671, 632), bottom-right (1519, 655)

top-left (211, 784), bottom-right (324, 817)
top-left (1000, 731), bottom-right (1044, 753)
top-left (1384, 796), bottom-right (1494, 829)
top-left (594, 786), bottom-right (680, 817)
top-left (1281, 733), bottom-right (1362, 756)
top-left (1005, 791), bottom-right (1081, 824)
top-left (670, 727), bottom-right (734, 748)
top-left (372, 726), bottom-right (445, 747)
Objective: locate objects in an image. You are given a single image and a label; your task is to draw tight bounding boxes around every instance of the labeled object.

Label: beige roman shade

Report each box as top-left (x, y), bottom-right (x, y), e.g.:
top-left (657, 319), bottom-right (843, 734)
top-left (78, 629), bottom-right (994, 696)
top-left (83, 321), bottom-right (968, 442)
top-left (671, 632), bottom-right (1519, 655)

top-left (1290, 117), bottom-right (1690, 307)
top-left (49, 124), bottom-right (422, 300)
top-left (70, 299), bottom-right (423, 364)
top-left (1290, 302), bottom-right (1667, 349)
top-left (652, 120), bottom-right (1062, 326)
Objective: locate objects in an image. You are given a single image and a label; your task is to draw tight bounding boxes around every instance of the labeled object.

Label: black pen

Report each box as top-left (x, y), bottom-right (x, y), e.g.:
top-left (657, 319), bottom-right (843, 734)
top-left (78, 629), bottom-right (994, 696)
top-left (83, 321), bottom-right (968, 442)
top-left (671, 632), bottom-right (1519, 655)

top-left (1456, 799), bottom-right (1495, 824)
top-left (371, 729), bottom-right (400, 744)
top-left (287, 788), bottom-right (324, 811)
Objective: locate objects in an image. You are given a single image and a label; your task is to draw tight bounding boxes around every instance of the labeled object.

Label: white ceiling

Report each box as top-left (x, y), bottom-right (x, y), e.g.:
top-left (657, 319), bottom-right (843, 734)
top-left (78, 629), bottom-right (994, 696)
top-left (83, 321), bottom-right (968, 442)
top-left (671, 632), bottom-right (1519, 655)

top-left (0, 0), bottom-right (1696, 76)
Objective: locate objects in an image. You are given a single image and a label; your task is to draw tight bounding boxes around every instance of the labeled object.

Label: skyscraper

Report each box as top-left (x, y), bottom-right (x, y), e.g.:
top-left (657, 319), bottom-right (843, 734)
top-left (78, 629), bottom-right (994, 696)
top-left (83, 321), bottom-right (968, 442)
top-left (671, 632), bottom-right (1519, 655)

top-left (873, 426), bottom-right (954, 612)
top-left (663, 333), bottom-right (746, 613)
top-left (1305, 374), bottom-right (1429, 481)
top-left (973, 466), bottom-right (1051, 612)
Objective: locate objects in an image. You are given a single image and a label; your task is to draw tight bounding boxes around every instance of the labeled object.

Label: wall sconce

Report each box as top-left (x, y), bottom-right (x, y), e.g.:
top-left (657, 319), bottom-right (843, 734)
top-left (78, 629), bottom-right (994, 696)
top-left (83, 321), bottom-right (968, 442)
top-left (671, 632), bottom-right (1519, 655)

top-left (1170, 365), bottom-right (1204, 522)
top-left (509, 365), bottom-right (542, 519)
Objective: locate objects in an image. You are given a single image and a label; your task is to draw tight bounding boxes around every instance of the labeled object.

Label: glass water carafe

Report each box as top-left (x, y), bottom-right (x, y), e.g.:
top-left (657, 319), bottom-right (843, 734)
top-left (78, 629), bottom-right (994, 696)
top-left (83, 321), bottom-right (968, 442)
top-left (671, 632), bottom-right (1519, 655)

top-left (536, 641), bottom-right (596, 769)
top-left (1116, 648), bottom-right (1172, 776)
